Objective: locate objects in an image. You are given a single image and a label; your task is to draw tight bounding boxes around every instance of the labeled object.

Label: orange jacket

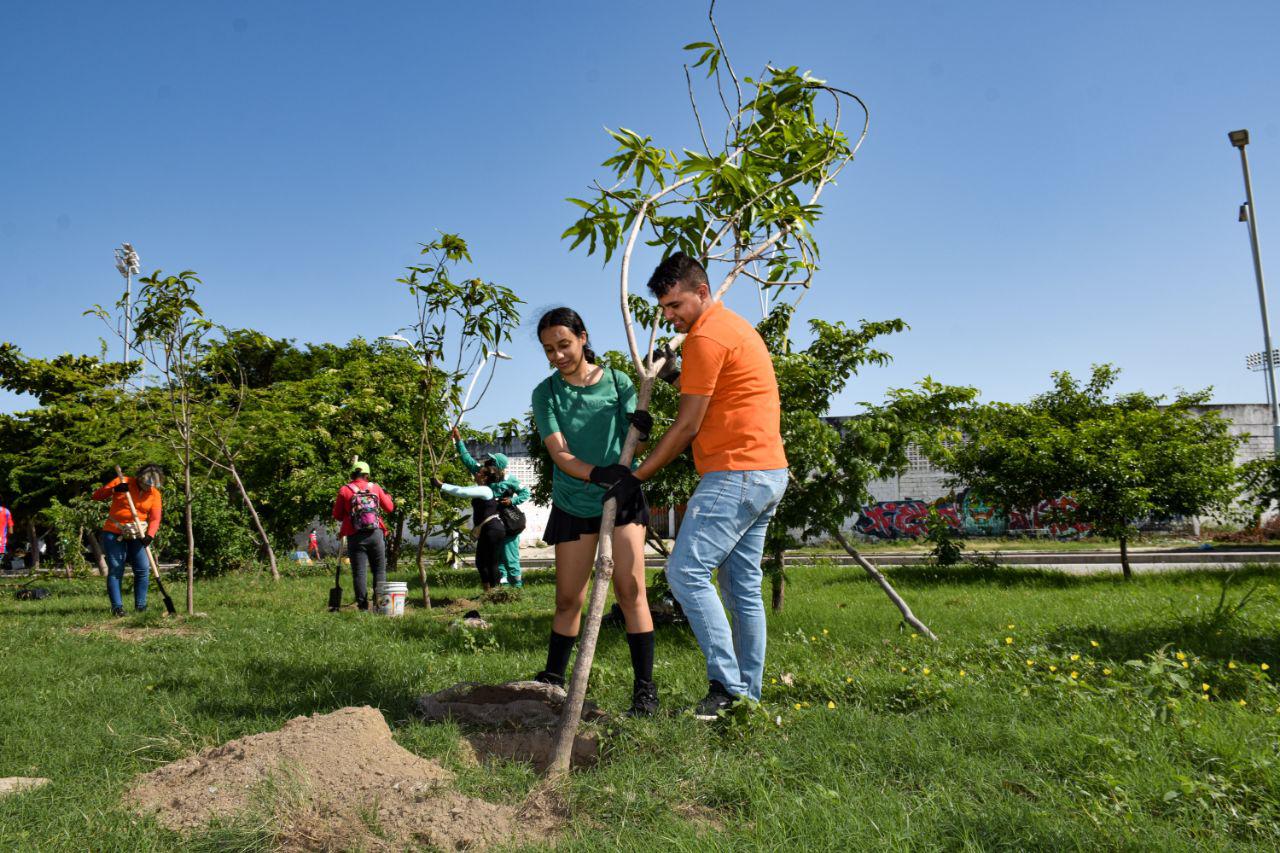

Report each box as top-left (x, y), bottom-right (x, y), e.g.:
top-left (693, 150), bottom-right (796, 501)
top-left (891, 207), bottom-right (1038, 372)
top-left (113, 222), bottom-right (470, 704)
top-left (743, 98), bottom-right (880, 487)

top-left (92, 477), bottom-right (162, 537)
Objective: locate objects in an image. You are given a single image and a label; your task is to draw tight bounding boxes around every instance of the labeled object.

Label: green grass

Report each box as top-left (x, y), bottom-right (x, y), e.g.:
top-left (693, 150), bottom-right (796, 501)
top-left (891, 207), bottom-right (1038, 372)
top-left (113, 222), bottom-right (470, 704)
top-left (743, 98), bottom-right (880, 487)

top-left (2, 561), bottom-right (1279, 851)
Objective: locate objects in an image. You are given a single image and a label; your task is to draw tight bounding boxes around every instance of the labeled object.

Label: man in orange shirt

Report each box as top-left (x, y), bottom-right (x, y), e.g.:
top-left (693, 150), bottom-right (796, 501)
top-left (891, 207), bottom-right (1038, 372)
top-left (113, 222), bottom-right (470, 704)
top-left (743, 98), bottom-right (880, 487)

top-left (599, 253), bottom-right (788, 719)
top-left (91, 464), bottom-right (164, 616)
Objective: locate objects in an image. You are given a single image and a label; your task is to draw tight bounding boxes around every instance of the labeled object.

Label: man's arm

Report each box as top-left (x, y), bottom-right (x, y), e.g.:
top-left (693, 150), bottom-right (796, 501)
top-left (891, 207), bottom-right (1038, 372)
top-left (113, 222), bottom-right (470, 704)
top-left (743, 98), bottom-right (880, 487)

top-left (633, 394), bottom-right (710, 481)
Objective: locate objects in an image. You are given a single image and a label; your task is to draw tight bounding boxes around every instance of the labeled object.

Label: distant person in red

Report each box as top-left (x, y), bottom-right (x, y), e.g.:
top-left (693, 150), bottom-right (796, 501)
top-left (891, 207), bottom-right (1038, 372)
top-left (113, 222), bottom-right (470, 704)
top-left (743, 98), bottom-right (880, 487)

top-left (307, 530), bottom-right (320, 560)
top-left (91, 464), bottom-right (164, 616)
top-left (0, 498), bottom-right (13, 566)
top-left (332, 460), bottom-right (395, 610)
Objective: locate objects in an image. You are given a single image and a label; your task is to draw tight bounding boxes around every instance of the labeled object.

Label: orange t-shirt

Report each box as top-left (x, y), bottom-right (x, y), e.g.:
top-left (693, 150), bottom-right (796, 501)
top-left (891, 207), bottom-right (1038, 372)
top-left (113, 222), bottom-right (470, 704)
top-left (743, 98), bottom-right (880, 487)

top-left (680, 301), bottom-right (788, 474)
top-left (92, 477), bottom-right (163, 537)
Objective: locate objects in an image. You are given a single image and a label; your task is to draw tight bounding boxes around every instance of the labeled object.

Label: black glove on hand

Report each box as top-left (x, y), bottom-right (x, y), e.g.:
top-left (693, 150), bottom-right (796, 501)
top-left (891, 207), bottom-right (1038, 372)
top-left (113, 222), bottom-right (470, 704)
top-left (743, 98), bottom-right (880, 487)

top-left (627, 410), bottom-right (653, 441)
top-left (114, 482), bottom-right (129, 493)
top-left (645, 343), bottom-right (681, 385)
top-left (140, 535), bottom-right (153, 548)
top-left (429, 476), bottom-right (443, 490)
top-left (588, 464), bottom-right (631, 487)
top-left (603, 472), bottom-right (642, 507)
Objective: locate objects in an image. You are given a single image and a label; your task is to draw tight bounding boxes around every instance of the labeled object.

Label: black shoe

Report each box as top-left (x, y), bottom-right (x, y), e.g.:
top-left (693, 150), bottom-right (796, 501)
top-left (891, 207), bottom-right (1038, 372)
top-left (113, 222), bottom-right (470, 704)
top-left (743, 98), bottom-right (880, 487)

top-left (692, 680), bottom-right (736, 721)
top-left (111, 606), bottom-right (126, 618)
top-left (626, 680), bottom-right (659, 717)
top-left (533, 670), bottom-right (565, 687)
top-left (356, 598), bottom-right (369, 611)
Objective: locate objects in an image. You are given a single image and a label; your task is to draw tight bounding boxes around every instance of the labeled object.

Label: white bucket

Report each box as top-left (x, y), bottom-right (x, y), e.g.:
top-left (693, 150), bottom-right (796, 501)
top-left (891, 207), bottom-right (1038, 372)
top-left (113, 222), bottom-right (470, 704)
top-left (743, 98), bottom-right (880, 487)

top-left (374, 581), bottom-right (408, 617)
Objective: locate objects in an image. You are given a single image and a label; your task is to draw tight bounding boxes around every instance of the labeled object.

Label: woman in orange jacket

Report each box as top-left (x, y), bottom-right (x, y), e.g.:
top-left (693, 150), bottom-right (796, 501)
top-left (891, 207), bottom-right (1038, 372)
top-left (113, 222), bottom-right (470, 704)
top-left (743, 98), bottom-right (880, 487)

top-left (92, 464), bottom-right (164, 616)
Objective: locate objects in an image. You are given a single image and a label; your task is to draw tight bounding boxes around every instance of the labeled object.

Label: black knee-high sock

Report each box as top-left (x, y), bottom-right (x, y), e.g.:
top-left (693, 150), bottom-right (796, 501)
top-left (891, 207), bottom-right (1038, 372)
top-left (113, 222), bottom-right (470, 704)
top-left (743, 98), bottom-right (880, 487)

top-left (626, 631), bottom-right (655, 685)
top-left (545, 630), bottom-right (577, 679)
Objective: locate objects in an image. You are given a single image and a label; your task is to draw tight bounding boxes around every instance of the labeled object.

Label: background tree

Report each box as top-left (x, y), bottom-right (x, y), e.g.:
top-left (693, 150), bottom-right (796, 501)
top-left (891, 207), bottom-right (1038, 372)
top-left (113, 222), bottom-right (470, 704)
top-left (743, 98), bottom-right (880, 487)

top-left (943, 365), bottom-right (1241, 579)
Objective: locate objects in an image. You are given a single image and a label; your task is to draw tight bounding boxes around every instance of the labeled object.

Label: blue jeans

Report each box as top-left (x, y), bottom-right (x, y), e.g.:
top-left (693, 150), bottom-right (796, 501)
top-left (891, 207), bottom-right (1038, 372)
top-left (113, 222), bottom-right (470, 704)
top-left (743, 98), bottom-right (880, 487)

top-left (666, 468), bottom-right (788, 700)
top-left (102, 531), bottom-right (150, 610)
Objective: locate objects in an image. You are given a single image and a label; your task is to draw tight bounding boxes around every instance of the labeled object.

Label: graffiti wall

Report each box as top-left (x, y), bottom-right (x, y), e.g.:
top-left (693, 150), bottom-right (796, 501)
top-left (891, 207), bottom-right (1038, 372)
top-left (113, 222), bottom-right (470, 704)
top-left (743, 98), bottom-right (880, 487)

top-left (853, 492), bottom-right (1092, 540)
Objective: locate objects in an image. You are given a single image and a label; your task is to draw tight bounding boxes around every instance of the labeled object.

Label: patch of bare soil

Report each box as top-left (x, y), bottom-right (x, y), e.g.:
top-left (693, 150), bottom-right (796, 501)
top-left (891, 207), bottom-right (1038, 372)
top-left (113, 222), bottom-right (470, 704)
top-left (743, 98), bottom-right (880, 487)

top-left (443, 597), bottom-right (481, 613)
top-left (70, 624), bottom-right (203, 642)
top-left (125, 706), bottom-right (559, 851)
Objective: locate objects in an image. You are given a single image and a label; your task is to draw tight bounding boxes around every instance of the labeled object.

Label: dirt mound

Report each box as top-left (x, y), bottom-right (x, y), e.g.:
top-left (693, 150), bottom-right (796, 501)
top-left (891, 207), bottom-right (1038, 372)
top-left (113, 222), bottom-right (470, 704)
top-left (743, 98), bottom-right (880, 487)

top-left (125, 706), bottom-right (559, 851)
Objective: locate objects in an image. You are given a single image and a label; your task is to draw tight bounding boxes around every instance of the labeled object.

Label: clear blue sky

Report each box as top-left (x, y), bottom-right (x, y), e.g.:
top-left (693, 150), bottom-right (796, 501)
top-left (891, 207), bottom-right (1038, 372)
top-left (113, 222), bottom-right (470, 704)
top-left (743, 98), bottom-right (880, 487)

top-left (3, 1), bottom-right (1279, 428)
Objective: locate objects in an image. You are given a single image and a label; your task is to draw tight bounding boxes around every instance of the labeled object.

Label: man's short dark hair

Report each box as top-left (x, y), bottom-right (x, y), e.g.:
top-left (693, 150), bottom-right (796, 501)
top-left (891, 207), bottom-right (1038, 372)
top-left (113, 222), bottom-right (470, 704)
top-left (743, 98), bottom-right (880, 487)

top-left (646, 252), bottom-right (709, 298)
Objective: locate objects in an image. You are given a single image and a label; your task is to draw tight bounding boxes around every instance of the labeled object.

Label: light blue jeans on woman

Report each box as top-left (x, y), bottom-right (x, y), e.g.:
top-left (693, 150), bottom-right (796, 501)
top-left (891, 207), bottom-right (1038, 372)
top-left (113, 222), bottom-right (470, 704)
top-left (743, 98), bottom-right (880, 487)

top-left (102, 531), bottom-right (150, 611)
top-left (666, 468), bottom-right (788, 700)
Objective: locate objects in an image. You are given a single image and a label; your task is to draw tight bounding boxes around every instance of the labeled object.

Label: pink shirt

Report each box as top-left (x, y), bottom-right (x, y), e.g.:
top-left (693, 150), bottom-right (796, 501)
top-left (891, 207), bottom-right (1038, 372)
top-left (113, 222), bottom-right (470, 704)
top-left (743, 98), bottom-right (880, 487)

top-left (331, 479), bottom-right (395, 537)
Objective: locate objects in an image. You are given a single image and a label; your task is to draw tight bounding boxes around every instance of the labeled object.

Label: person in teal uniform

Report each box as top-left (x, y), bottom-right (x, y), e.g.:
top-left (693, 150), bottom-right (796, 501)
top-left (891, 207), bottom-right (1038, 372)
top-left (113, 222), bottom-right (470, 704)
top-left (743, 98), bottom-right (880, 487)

top-left (451, 426), bottom-right (530, 587)
top-left (529, 306), bottom-right (658, 716)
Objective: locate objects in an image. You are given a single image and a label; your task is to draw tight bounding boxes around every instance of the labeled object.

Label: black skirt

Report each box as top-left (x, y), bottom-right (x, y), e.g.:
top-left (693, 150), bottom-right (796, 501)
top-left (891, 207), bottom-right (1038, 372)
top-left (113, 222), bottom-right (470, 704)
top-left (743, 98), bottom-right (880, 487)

top-left (543, 491), bottom-right (650, 545)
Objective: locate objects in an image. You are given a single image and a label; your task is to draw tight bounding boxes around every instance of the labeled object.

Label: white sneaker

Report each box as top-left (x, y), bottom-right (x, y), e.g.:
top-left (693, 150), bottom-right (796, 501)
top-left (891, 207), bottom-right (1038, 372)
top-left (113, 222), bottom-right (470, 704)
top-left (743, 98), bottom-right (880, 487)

top-left (499, 577), bottom-right (509, 585)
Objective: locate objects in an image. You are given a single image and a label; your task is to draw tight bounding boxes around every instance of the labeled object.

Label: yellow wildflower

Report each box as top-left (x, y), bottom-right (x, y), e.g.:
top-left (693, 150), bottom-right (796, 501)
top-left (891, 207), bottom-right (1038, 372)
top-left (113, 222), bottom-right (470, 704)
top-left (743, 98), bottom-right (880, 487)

top-left (794, 703), bottom-right (803, 710)
top-left (1176, 651), bottom-right (1187, 661)
top-left (1070, 671), bottom-right (1079, 680)
top-left (1090, 640), bottom-right (1100, 648)
top-left (1228, 661), bottom-right (1238, 669)
top-left (1049, 665), bottom-right (1058, 672)
top-left (810, 636), bottom-right (816, 642)
top-left (1182, 662), bottom-right (1189, 669)
top-left (845, 676), bottom-right (853, 684)
top-left (1102, 668), bottom-right (1112, 676)
top-left (899, 666), bottom-right (907, 673)
top-left (1005, 637), bottom-right (1014, 645)
top-left (1239, 699), bottom-right (1248, 707)
top-left (959, 670), bottom-right (967, 677)
top-left (1201, 683), bottom-right (1210, 692)
top-left (822, 628), bottom-right (829, 636)
top-left (1070, 654), bottom-right (1080, 662)
top-left (922, 667), bottom-right (931, 676)
top-left (826, 701), bottom-right (836, 710)
top-left (1007, 624), bottom-right (1016, 629)
top-left (1026, 659), bottom-right (1035, 667)
top-left (1200, 694), bottom-right (1209, 701)
top-left (1263, 663), bottom-right (1271, 671)
top-left (771, 678), bottom-right (778, 684)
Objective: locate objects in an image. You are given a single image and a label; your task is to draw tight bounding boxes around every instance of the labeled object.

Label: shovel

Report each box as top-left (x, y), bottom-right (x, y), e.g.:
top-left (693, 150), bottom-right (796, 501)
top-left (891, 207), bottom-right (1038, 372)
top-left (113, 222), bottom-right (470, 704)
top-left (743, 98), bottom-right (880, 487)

top-left (329, 536), bottom-right (344, 611)
top-left (113, 466), bottom-right (177, 616)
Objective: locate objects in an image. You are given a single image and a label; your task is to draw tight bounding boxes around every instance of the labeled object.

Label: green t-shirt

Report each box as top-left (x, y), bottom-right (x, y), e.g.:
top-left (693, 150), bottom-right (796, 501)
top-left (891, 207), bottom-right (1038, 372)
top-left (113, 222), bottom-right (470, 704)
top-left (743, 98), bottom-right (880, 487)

top-left (531, 367), bottom-right (636, 519)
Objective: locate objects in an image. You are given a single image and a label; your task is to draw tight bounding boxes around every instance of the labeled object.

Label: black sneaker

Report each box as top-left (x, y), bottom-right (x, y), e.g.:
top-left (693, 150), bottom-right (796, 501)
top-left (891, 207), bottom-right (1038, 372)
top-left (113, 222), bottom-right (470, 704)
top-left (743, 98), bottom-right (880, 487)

top-left (111, 606), bottom-right (126, 618)
top-left (533, 670), bottom-right (565, 687)
top-left (692, 680), bottom-right (736, 721)
top-left (626, 680), bottom-right (659, 717)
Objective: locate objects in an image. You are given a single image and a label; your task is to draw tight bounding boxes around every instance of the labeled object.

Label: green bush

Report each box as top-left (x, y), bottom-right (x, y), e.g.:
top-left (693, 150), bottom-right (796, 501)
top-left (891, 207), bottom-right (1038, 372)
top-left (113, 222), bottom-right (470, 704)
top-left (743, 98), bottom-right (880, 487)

top-left (187, 484), bottom-right (259, 576)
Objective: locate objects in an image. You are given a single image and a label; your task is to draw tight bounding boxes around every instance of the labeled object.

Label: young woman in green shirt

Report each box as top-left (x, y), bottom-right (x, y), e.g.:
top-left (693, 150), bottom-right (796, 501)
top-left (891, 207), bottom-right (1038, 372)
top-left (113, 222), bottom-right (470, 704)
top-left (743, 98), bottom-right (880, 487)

top-left (531, 307), bottom-right (658, 716)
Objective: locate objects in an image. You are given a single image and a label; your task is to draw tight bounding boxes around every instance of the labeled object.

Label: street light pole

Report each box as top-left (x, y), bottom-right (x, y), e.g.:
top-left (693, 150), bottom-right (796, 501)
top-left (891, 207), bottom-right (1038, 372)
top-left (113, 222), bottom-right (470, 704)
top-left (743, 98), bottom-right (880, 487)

top-left (1230, 130), bottom-right (1280, 456)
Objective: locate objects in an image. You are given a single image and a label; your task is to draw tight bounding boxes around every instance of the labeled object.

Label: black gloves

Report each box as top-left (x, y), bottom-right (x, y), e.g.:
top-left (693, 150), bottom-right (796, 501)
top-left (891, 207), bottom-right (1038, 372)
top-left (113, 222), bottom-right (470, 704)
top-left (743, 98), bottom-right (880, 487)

top-left (603, 472), bottom-right (643, 507)
top-left (114, 481), bottom-right (129, 493)
top-left (627, 410), bottom-right (653, 441)
top-left (140, 535), bottom-right (153, 548)
top-left (588, 464), bottom-right (631, 487)
top-left (645, 343), bottom-right (681, 386)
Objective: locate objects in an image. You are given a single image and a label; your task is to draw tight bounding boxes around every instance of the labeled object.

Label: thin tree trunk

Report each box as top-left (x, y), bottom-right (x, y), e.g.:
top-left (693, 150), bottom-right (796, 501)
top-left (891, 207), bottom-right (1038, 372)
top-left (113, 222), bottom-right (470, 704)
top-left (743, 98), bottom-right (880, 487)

top-left (26, 518), bottom-right (40, 571)
top-left (84, 528), bottom-right (108, 577)
top-left (768, 546), bottom-right (785, 612)
top-left (388, 510), bottom-right (404, 569)
top-left (227, 460), bottom-right (278, 581)
top-left (415, 403), bottom-right (432, 608)
top-left (1119, 534), bottom-right (1131, 581)
top-left (183, 443), bottom-right (195, 615)
top-left (827, 524), bottom-right (938, 641)
top-left (547, 379), bottom-right (653, 779)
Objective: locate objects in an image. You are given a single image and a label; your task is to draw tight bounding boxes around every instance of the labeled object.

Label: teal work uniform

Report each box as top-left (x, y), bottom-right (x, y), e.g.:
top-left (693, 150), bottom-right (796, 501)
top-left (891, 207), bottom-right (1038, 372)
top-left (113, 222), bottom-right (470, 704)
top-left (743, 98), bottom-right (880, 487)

top-left (455, 440), bottom-right (530, 586)
top-left (530, 367), bottom-right (637, 518)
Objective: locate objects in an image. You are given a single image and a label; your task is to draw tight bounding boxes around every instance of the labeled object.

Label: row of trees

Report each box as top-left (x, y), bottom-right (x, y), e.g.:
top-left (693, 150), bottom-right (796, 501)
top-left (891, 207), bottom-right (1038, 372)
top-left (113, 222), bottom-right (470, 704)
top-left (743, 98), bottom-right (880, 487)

top-left (0, 235), bottom-right (517, 613)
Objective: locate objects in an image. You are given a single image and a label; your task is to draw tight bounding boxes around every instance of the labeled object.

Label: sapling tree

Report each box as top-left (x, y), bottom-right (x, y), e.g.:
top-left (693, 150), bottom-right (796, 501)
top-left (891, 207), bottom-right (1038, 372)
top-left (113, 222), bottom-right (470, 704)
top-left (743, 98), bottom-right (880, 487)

top-left (395, 234), bottom-right (521, 607)
top-left (91, 269), bottom-right (208, 614)
top-left (547, 3), bottom-right (868, 778)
